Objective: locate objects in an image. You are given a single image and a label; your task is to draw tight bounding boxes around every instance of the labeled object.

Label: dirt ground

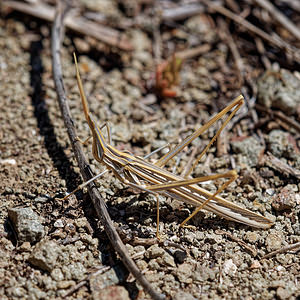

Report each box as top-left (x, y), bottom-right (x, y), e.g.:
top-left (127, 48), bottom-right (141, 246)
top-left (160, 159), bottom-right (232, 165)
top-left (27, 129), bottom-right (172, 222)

top-left (0, 1), bottom-right (299, 300)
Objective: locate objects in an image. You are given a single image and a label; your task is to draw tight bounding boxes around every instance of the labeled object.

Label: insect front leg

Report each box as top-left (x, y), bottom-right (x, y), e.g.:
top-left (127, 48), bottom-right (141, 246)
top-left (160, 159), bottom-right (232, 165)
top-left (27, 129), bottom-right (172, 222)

top-left (75, 122), bottom-right (110, 145)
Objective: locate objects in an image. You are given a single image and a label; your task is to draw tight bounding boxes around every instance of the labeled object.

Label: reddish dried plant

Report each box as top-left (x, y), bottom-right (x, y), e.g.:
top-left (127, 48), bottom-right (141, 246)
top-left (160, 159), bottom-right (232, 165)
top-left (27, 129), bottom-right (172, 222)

top-left (155, 55), bottom-right (182, 98)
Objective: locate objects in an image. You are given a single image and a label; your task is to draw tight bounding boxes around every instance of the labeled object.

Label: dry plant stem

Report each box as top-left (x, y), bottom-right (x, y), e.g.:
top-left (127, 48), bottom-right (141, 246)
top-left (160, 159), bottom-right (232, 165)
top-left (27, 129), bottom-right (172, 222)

top-left (181, 146), bottom-right (198, 177)
top-left (161, 3), bottom-right (204, 22)
top-left (3, 0), bottom-right (132, 51)
top-left (217, 128), bottom-right (229, 157)
top-left (254, 37), bottom-right (272, 69)
top-left (253, 0), bottom-right (300, 41)
top-left (152, 4), bottom-right (162, 65)
top-left (264, 152), bottom-right (300, 180)
top-left (63, 266), bottom-right (111, 298)
top-left (63, 281), bottom-right (87, 298)
top-left (51, 2), bottom-right (164, 300)
top-left (203, 0), bottom-right (300, 63)
top-left (261, 242), bottom-right (300, 259)
top-left (176, 44), bottom-right (211, 61)
top-left (216, 229), bottom-right (257, 256)
top-left (255, 104), bottom-right (300, 133)
top-left (217, 17), bottom-right (244, 86)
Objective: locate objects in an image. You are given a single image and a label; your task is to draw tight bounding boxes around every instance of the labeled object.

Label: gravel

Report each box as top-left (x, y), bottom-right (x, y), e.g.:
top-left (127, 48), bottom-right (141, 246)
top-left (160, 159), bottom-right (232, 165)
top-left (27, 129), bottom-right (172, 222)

top-left (1, 6), bottom-right (299, 300)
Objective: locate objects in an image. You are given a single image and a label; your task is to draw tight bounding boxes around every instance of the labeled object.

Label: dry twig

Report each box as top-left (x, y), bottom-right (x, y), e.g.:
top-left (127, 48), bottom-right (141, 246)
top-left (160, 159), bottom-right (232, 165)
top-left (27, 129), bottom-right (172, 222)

top-left (3, 0), bottom-right (132, 51)
top-left (203, 0), bottom-right (300, 63)
top-left (162, 3), bottom-right (204, 22)
top-left (217, 17), bottom-right (244, 86)
top-left (176, 44), bottom-right (211, 61)
top-left (51, 2), bottom-right (163, 299)
top-left (254, 37), bottom-right (272, 69)
top-left (255, 104), bottom-right (300, 133)
top-left (216, 229), bottom-right (258, 257)
top-left (253, 0), bottom-right (300, 41)
top-left (261, 242), bottom-right (300, 259)
top-left (264, 152), bottom-right (300, 180)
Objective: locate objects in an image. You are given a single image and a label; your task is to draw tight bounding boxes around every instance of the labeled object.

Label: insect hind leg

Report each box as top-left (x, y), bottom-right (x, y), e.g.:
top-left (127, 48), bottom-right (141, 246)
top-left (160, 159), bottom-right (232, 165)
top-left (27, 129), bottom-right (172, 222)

top-left (179, 170), bottom-right (238, 227)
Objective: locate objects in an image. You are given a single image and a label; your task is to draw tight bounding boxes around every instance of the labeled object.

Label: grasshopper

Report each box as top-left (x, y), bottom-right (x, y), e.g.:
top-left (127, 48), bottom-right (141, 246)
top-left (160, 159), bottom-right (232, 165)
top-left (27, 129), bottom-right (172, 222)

top-left (65, 54), bottom-right (274, 237)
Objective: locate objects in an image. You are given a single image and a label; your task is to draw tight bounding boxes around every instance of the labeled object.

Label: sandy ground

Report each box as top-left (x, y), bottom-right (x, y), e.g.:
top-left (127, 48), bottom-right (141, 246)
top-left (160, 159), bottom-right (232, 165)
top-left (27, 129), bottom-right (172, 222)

top-left (1, 4), bottom-right (299, 300)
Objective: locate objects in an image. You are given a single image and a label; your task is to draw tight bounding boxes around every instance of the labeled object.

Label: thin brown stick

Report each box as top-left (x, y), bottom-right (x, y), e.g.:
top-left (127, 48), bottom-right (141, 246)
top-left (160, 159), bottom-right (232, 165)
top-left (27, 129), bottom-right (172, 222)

top-left (255, 104), bottom-right (300, 133)
top-left (152, 4), bottom-right (162, 65)
top-left (253, 0), bottom-right (300, 41)
top-left (176, 44), bottom-right (211, 61)
top-left (63, 265), bottom-right (111, 298)
top-left (51, 2), bottom-right (163, 299)
top-left (217, 127), bottom-right (229, 157)
top-left (216, 229), bottom-right (258, 257)
top-left (264, 152), bottom-right (300, 180)
top-left (203, 0), bottom-right (300, 63)
top-left (3, 0), bottom-right (133, 51)
top-left (254, 37), bottom-right (272, 70)
top-left (181, 146), bottom-right (198, 177)
top-left (162, 3), bottom-right (204, 22)
top-left (261, 242), bottom-right (300, 259)
top-left (217, 17), bottom-right (244, 86)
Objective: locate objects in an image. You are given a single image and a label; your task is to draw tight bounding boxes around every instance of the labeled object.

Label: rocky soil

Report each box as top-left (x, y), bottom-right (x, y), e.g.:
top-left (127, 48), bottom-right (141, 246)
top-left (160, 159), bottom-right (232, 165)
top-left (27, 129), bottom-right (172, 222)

top-left (0, 1), bottom-right (299, 299)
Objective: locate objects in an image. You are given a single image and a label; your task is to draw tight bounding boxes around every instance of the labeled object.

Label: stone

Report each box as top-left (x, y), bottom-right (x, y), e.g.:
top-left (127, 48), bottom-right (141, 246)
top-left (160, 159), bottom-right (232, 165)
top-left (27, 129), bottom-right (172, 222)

top-left (231, 137), bottom-right (264, 167)
top-left (8, 207), bottom-right (45, 243)
top-left (271, 185), bottom-right (297, 211)
top-left (222, 259), bottom-right (237, 275)
top-left (257, 68), bottom-right (300, 115)
top-left (193, 264), bottom-right (216, 282)
top-left (267, 130), bottom-right (296, 159)
top-left (67, 262), bottom-right (86, 281)
top-left (244, 231), bottom-right (259, 244)
top-left (89, 266), bottom-right (128, 292)
top-left (28, 240), bottom-right (62, 272)
top-left (51, 268), bottom-right (64, 281)
top-left (145, 244), bottom-right (165, 259)
top-left (276, 287), bottom-right (292, 300)
top-left (92, 286), bottom-right (130, 300)
top-left (265, 232), bottom-right (284, 252)
top-left (174, 291), bottom-right (197, 300)
top-left (176, 263), bottom-right (193, 283)
top-left (174, 249), bottom-right (187, 264)
top-left (250, 260), bottom-right (262, 269)
top-left (158, 252), bottom-right (176, 268)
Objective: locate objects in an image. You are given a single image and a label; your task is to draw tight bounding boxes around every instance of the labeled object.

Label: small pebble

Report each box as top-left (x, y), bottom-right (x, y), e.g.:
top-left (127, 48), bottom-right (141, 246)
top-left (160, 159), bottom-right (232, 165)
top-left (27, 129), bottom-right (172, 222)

top-left (145, 244), bottom-right (165, 259)
top-left (257, 68), bottom-right (300, 115)
top-left (93, 286), bottom-right (130, 300)
top-left (28, 240), bottom-right (62, 272)
top-left (8, 207), bottom-right (45, 243)
top-left (176, 263), bottom-right (193, 283)
top-left (271, 185), bottom-right (297, 211)
top-left (231, 137), bottom-right (264, 167)
top-left (276, 287), bottom-right (292, 300)
top-left (244, 231), bottom-right (259, 244)
top-left (250, 260), bottom-right (261, 269)
top-left (158, 252), bottom-right (176, 268)
top-left (222, 259), bottom-right (237, 275)
top-left (89, 265), bottom-right (128, 292)
top-left (266, 232), bottom-right (284, 252)
top-left (54, 219), bottom-right (65, 228)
